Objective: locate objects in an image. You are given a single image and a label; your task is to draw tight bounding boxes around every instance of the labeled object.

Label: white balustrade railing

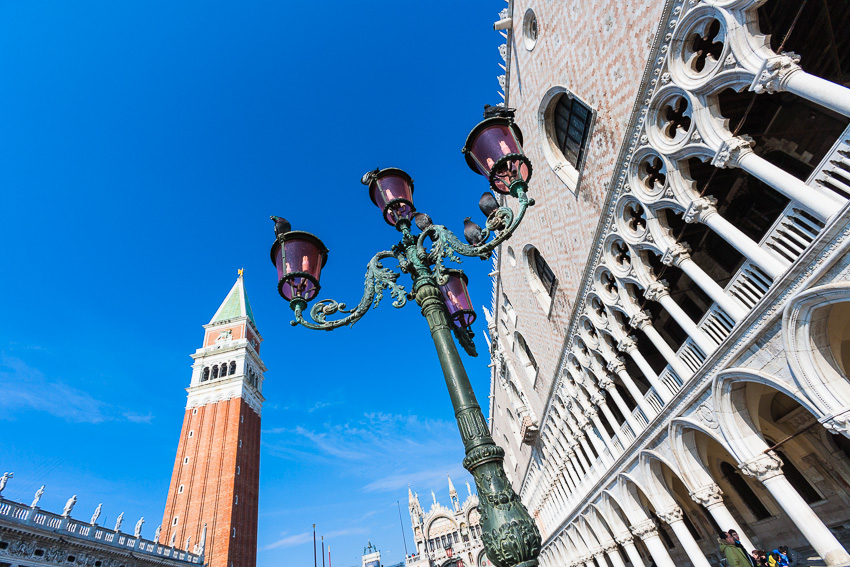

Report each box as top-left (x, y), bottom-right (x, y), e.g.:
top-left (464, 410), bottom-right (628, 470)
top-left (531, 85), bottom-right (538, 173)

top-left (0, 496), bottom-right (202, 564)
top-left (643, 387), bottom-right (665, 414)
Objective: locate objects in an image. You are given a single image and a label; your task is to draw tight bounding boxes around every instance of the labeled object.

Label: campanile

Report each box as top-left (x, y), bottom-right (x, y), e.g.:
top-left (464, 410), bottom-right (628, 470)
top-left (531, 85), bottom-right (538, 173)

top-left (160, 271), bottom-right (265, 567)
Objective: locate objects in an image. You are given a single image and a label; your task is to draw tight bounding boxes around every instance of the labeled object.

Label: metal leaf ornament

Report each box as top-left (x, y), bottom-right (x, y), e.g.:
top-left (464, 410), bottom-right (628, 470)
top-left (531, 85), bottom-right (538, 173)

top-left (292, 251), bottom-right (407, 330)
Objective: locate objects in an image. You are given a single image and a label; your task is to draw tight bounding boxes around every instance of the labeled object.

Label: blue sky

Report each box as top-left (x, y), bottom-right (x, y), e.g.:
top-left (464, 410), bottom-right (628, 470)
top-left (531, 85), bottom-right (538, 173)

top-left (0, 2), bottom-right (503, 566)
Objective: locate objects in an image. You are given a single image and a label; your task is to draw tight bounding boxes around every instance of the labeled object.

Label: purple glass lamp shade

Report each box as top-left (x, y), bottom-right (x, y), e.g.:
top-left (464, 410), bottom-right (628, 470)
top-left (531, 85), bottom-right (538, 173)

top-left (462, 117), bottom-right (531, 195)
top-left (439, 270), bottom-right (476, 328)
top-left (270, 231), bottom-right (329, 302)
top-left (366, 168), bottom-right (416, 226)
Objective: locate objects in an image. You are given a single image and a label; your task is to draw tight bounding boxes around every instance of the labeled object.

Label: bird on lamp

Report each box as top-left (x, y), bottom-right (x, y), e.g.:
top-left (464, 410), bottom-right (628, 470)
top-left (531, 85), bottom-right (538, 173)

top-left (414, 212), bottom-right (433, 231)
top-left (270, 216), bottom-right (291, 237)
top-left (478, 192), bottom-right (500, 217)
top-left (463, 217), bottom-right (485, 245)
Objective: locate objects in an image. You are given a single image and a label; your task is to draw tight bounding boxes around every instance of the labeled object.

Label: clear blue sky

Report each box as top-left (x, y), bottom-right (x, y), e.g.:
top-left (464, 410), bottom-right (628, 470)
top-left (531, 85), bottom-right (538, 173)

top-left (0, 2), bottom-right (503, 566)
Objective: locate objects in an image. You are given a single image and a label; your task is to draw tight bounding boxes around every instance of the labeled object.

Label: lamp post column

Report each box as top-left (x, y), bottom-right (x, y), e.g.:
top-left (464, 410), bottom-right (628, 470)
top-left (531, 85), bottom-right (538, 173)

top-left (414, 279), bottom-right (542, 567)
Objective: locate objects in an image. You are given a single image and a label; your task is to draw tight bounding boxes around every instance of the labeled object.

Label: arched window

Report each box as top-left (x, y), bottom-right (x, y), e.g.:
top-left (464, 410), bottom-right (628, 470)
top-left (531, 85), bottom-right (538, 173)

top-left (514, 332), bottom-right (538, 381)
top-left (220, 363), bottom-right (228, 377)
top-left (528, 247), bottom-right (557, 298)
top-left (719, 461), bottom-right (771, 520)
top-left (539, 88), bottom-right (595, 189)
top-left (202, 368), bottom-right (210, 382)
top-left (212, 366), bottom-right (219, 379)
top-left (229, 361), bottom-right (236, 375)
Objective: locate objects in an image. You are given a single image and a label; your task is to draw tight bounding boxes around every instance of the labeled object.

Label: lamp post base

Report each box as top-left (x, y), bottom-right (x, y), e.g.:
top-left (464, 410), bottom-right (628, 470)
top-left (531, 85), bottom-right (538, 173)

top-left (415, 281), bottom-right (541, 567)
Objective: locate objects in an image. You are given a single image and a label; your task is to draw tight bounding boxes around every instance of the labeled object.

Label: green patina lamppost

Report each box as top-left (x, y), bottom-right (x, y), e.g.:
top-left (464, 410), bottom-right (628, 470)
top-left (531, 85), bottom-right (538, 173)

top-left (269, 112), bottom-right (542, 567)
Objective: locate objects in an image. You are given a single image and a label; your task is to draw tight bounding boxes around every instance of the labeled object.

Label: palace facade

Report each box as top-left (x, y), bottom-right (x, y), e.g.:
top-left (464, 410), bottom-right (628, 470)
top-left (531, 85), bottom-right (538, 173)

top-left (486, 1), bottom-right (850, 566)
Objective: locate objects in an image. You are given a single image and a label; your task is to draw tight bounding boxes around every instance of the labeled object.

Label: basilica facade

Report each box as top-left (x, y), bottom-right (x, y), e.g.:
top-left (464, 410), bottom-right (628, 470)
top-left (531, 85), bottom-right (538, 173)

top-left (406, 477), bottom-right (492, 567)
top-left (485, 1), bottom-right (850, 566)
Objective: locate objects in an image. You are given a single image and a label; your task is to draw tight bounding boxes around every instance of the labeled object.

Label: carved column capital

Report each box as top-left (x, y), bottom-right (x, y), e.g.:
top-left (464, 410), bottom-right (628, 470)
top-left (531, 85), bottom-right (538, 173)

top-left (644, 279), bottom-right (670, 302)
top-left (630, 519), bottom-right (658, 539)
top-left (584, 406), bottom-right (599, 420)
top-left (689, 483), bottom-right (725, 508)
top-left (751, 51), bottom-right (802, 94)
top-left (607, 355), bottom-right (628, 372)
top-left (661, 243), bottom-right (691, 267)
top-left (578, 417), bottom-right (593, 431)
top-left (739, 451), bottom-right (784, 482)
top-left (683, 196), bottom-right (719, 223)
top-left (628, 311), bottom-right (652, 330)
top-left (822, 412), bottom-right (850, 438)
top-left (614, 533), bottom-right (634, 546)
top-left (597, 375), bottom-right (615, 390)
top-left (590, 393), bottom-right (607, 408)
top-left (601, 541), bottom-right (619, 554)
top-left (656, 506), bottom-right (683, 524)
top-left (711, 136), bottom-right (755, 169)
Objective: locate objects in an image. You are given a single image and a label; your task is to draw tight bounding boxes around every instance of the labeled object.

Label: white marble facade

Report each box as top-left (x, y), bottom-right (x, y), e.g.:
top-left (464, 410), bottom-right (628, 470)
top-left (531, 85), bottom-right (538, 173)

top-left (488, 0), bottom-right (850, 566)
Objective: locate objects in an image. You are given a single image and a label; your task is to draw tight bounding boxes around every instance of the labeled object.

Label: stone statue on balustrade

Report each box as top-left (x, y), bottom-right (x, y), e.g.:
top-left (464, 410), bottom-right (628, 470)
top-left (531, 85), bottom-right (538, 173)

top-left (154, 524), bottom-right (161, 542)
top-left (90, 503), bottom-right (102, 525)
top-left (63, 495), bottom-right (77, 516)
top-left (31, 485), bottom-right (44, 508)
top-left (0, 472), bottom-right (12, 495)
top-left (134, 517), bottom-right (144, 538)
top-left (114, 512), bottom-right (124, 532)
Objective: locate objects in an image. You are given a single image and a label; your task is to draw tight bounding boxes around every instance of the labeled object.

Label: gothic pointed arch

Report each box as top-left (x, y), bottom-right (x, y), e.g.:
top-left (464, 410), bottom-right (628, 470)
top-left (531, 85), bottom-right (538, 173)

top-left (783, 282), bottom-right (850, 420)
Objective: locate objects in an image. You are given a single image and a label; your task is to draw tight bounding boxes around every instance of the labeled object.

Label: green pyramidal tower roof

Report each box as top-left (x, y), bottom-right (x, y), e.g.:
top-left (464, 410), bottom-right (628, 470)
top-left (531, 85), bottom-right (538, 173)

top-left (210, 272), bottom-right (257, 328)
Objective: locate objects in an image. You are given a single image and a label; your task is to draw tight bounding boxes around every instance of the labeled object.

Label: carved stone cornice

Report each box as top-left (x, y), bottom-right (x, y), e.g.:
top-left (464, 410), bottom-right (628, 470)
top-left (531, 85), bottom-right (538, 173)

top-left (689, 483), bottom-right (725, 508)
top-left (751, 52), bottom-right (802, 94)
top-left (739, 451), bottom-right (784, 482)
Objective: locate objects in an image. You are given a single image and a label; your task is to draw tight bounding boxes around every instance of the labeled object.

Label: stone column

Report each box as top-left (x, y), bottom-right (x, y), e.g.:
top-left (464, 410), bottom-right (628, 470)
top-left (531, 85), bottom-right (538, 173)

top-left (586, 406), bottom-right (619, 458)
top-left (683, 196), bottom-right (787, 279)
top-left (740, 452), bottom-right (850, 565)
top-left (601, 540), bottom-right (628, 567)
top-left (607, 353), bottom-right (657, 417)
top-left (615, 533), bottom-right (646, 567)
top-left (627, 312), bottom-right (694, 387)
top-left (689, 483), bottom-right (755, 552)
top-left (569, 441), bottom-right (593, 476)
top-left (598, 375), bottom-right (643, 436)
top-left (631, 519), bottom-right (676, 567)
top-left (657, 506), bottom-right (712, 567)
top-left (578, 416), bottom-right (610, 465)
top-left (644, 279), bottom-right (716, 355)
top-left (712, 136), bottom-right (842, 221)
top-left (751, 52), bottom-right (850, 120)
top-left (662, 244), bottom-right (747, 322)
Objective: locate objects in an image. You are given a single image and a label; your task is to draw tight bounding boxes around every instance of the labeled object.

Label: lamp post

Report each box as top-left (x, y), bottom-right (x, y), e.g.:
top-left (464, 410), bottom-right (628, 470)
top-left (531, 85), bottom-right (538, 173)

top-left (269, 112), bottom-right (541, 567)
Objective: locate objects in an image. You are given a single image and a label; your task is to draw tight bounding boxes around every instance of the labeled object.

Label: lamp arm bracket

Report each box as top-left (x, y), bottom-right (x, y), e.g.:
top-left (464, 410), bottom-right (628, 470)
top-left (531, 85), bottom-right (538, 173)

top-left (292, 250), bottom-right (407, 330)
top-left (415, 188), bottom-right (533, 271)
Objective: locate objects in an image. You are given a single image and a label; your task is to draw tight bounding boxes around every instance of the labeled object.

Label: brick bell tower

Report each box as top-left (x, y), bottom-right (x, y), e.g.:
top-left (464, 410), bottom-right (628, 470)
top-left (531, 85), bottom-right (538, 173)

top-left (160, 271), bottom-right (265, 567)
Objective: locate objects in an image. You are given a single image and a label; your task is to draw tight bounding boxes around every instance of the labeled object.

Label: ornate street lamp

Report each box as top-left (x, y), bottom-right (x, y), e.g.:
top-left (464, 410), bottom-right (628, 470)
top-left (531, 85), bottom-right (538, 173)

top-left (269, 111), bottom-right (541, 567)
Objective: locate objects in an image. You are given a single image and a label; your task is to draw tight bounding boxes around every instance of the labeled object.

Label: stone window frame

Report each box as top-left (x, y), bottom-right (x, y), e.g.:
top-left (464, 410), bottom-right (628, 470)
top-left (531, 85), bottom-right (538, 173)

top-left (538, 86), bottom-right (596, 193)
top-left (522, 244), bottom-right (557, 314)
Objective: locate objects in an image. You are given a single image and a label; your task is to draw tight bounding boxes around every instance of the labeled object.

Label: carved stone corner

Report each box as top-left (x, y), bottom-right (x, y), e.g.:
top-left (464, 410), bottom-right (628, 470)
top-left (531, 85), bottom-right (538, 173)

top-left (520, 416), bottom-right (540, 445)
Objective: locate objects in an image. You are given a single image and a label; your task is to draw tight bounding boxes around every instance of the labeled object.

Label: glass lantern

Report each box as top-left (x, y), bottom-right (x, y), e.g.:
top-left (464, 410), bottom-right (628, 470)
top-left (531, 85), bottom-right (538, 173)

top-left (270, 231), bottom-right (329, 302)
top-left (463, 117), bottom-right (532, 195)
top-left (439, 270), bottom-right (476, 328)
top-left (365, 167), bottom-right (416, 226)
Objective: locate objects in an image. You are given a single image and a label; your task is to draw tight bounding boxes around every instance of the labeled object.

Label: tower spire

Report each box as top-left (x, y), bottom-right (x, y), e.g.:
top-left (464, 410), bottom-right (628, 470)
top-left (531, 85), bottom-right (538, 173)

top-left (448, 474), bottom-right (460, 511)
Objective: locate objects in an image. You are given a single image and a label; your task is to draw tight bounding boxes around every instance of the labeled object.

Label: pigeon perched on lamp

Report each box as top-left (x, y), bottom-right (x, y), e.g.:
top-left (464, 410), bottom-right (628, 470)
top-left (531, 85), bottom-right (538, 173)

top-left (463, 217), bottom-right (484, 245)
top-left (270, 216), bottom-right (292, 237)
top-left (414, 212), bottom-right (433, 231)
